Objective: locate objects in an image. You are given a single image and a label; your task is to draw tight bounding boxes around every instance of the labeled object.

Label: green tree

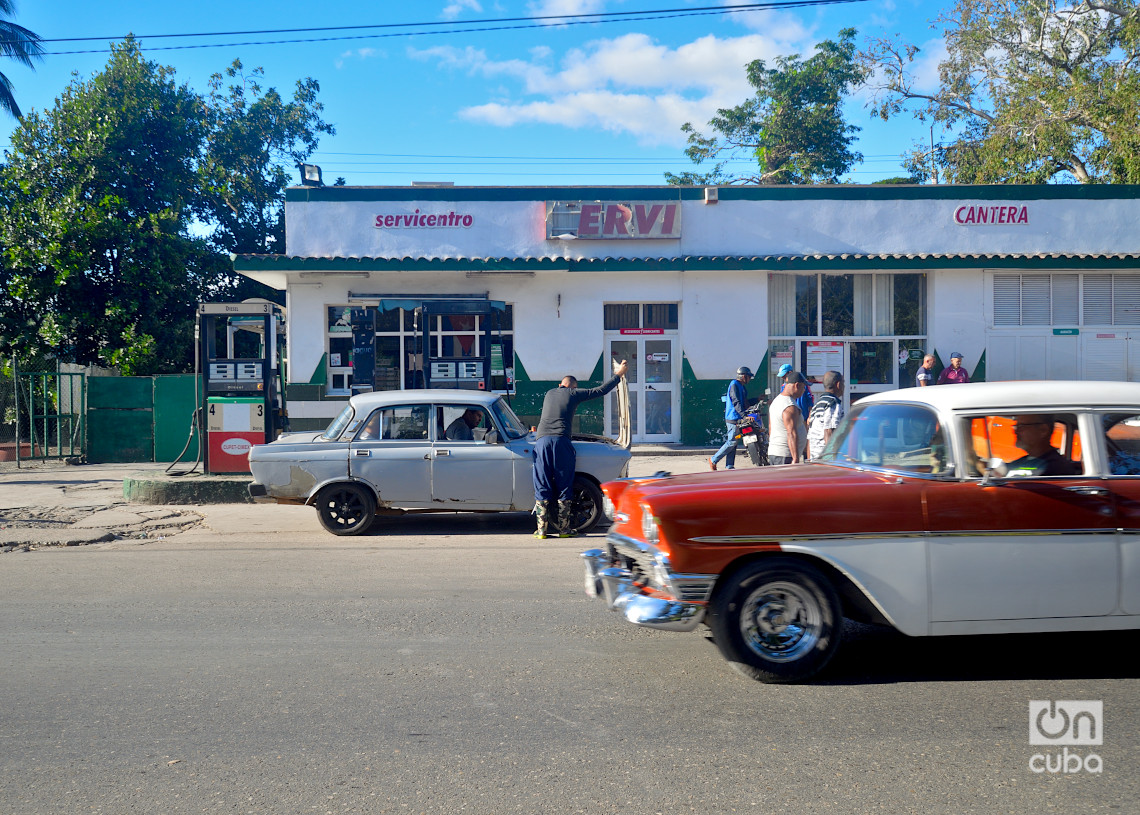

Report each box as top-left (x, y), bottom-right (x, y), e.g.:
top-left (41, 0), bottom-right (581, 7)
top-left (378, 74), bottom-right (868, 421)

top-left (0, 0), bottom-right (42, 118)
top-left (0, 41), bottom-right (333, 371)
top-left (200, 60), bottom-right (334, 255)
top-left (666, 28), bottom-right (866, 185)
top-left (0, 39), bottom-right (208, 373)
top-left (861, 0), bottom-right (1140, 184)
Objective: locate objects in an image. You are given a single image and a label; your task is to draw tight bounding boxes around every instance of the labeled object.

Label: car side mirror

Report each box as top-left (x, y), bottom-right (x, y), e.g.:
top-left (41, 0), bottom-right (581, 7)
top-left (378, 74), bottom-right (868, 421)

top-left (485, 429), bottom-right (500, 444)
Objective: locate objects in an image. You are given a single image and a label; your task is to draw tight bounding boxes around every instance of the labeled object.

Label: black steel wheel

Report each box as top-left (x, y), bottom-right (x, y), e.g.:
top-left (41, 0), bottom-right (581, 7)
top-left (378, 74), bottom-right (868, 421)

top-left (315, 483), bottom-right (376, 536)
top-left (569, 476), bottom-right (604, 533)
top-left (708, 558), bottom-right (842, 683)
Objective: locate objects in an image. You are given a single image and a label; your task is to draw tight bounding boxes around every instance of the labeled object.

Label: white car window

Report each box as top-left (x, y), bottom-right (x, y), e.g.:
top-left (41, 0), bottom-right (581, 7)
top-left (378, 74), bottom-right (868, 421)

top-left (1103, 413), bottom-right (1140, 475)
top-left (356, 405), bottom-right (429, 441)
top-left (438, 405), bottom-right (489, 441)
top-left (820, 402), bottom-right (950, 475)
top-left (963, 413), bottom-right (1082, 478)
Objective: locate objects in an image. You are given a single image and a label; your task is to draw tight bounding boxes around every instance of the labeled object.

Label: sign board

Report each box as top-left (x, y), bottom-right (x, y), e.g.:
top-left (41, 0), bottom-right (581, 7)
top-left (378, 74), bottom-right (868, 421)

top-left (1053, 328), bottom-right (1079, 335)
top-left (547, 201), bottom-right (681, 240)
top-left (806, 341), bottom-right (843, 378)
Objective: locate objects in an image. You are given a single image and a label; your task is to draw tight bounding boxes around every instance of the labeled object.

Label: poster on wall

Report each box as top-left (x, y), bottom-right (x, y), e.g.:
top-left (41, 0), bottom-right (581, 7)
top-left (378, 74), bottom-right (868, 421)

top-left (770, 349), bottom-right (793, 376)
top-left (806, 341), bottom-right (843, 380)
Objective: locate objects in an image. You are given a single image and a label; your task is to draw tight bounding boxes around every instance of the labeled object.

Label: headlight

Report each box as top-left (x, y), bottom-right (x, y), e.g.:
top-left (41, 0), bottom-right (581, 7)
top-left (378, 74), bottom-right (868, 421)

top-left (602, 494), bottom-right (615, 520)
top-left (641, 503), bottom-right (659, 543)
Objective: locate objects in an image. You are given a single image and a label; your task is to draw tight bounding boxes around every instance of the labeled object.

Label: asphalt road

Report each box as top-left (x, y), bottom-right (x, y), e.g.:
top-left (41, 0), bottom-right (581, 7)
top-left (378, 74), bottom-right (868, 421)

top-left (1, 457), bottom-right (1137, 814)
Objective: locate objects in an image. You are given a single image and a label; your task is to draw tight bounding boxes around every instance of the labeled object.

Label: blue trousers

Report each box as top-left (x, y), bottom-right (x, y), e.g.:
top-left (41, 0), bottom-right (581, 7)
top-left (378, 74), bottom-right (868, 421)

top-left (533, 435), bottom-right (575, 502)
top-left (711, 421), bottom-right (740, 468)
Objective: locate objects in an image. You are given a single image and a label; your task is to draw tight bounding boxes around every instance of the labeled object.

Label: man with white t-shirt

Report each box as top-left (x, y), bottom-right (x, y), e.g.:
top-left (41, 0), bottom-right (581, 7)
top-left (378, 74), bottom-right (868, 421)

top-left (767, 371), bottom-right (808, 465)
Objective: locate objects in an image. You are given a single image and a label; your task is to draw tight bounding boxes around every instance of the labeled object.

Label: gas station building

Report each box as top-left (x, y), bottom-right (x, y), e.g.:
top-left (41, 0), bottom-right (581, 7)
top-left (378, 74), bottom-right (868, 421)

top-left (233, 183), bottom-right (1140, 445)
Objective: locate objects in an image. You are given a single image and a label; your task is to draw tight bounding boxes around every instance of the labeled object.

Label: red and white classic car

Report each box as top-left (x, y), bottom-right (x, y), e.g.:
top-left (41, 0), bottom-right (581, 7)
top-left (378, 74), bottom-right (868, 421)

top-left (582, 381), bottom-right (1140, 682)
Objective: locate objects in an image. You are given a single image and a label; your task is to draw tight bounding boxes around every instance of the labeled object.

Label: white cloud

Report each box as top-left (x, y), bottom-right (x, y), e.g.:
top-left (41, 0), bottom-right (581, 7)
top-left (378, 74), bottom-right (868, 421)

top-left (442, 0), bottom-right (483, 20)
top-left (911, 36), bottom-right (947, 93)
top-left (410, 31), bottom-right (792, 145)
top-left (527, 0), bottom-right (609, 16)
top-left (335, 47), bottom-right (382, 69)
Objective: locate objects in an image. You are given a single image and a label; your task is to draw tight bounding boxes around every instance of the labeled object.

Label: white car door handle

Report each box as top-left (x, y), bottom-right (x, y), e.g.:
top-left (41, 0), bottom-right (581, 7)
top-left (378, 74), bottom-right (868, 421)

top-left (354, 449), bottom-right (371, 457)
top-left (436, 449), bottom-right (450, 456)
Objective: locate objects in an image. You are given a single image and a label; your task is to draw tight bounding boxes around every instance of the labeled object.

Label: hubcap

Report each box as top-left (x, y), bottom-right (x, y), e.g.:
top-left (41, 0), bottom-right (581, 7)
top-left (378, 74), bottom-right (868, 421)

top-left (740, 580), bottom-right (821, 662)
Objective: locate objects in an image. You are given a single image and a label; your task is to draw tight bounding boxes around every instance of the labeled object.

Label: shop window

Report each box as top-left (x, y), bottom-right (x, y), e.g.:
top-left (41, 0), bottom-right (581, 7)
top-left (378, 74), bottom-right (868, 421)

top-left (644, 304), bottom-right (678, 330)
top-left (605, 304), bottom-right (641, 330)
top-left (820, 275), bottom-right (855, 336)
top-left (604, 303), bottom-right (677, 331)
top-left (849, 342), bottom-right (894, 385)
top-left (770, 273), bottom-right (926, 339)
top-left (326, 303), bottom-right (514, 394)
top-left (795, 275), bottom-right (818, 336)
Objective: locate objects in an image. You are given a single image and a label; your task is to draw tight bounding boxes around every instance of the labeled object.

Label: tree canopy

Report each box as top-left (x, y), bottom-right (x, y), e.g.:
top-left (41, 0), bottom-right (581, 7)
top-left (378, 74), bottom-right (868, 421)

top-left (861, 0), bottom-right (1140, 184)
top-left (666, 28), bottom-right (866, 185)
top-left (0, 39), bottom-right (332, 373)
top-left (0, 0), bottom-right (42, 119)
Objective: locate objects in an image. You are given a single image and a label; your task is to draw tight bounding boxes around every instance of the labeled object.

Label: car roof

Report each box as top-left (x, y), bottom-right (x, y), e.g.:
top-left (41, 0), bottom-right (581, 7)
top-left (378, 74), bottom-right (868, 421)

top-left (348, 389), bottom-right (503, 410)
top-left (859, 381), bottom-right (1140, 412)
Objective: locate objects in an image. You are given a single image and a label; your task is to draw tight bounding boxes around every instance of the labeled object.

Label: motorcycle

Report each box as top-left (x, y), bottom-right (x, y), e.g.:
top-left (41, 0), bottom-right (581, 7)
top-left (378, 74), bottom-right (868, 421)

top-left (737, 405), bottom-right (769, 467)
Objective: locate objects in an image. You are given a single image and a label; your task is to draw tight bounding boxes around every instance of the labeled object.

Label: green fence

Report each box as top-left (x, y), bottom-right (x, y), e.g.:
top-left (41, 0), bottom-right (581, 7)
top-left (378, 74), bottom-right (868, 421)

top-left (86, 374), bottom-right (201, 464)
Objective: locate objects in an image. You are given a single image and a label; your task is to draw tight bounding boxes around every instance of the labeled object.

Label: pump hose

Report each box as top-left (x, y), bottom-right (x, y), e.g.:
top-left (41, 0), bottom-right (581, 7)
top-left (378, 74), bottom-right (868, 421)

top-left (165, 406), bottom-right (203, 476)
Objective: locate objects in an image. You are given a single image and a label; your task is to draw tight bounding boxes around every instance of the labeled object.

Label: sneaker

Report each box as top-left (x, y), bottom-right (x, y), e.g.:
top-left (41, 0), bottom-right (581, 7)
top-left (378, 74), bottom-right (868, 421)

top-left (558, 530), bottom-right (579, 538)
top-left (533, 531), bottom-right (547, 539)
top-left (708, 457), bottom-right (717, 471)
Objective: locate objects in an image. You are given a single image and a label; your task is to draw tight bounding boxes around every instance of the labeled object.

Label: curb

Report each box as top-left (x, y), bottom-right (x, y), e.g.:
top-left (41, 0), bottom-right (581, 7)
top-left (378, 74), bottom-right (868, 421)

top-left (124, 473), bottom-right (254, 505)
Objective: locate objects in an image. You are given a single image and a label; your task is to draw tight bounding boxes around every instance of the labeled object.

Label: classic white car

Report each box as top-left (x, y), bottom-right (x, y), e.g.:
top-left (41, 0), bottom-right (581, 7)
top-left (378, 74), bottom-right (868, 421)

top-left (249, 390), bottom-right (631, 535)
top-left (584, 381), bottom-right (1140, 682)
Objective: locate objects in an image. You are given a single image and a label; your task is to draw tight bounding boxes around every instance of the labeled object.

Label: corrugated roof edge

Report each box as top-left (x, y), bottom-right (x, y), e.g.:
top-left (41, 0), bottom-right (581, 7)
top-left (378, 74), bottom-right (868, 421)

top-left (232, 253), bottom-right (1140, 273)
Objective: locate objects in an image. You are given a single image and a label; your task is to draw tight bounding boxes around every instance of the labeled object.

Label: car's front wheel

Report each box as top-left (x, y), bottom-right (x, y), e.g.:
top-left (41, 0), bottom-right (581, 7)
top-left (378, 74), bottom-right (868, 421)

top-left (314, 483), bottom-right (376, 536)
top-left (569, 476), bottom-right (604, 533)
top-left (708, 558), bottom-right (842, 683)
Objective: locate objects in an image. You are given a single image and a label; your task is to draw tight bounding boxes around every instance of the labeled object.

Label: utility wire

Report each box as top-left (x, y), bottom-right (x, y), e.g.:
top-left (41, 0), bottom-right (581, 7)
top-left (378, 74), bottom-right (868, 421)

top-left (25, 0), bottom-right (868, 55)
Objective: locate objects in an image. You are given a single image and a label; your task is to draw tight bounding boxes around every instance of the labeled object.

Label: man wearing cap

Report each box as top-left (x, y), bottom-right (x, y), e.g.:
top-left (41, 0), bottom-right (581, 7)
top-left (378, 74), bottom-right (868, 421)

top-left (938, 352), bottom-right (970, 385)
top-left (778, 362), bottom-right (815, 419)
top-left (709, 366), bottom-right (754, 471)
top-left (768, 371), bottom-right (808, 465)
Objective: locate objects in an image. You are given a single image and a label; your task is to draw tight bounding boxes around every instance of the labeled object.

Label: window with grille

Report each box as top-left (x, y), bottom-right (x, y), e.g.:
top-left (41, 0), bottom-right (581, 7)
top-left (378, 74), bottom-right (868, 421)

top-left (992, 273), bottom-right (1140, 326)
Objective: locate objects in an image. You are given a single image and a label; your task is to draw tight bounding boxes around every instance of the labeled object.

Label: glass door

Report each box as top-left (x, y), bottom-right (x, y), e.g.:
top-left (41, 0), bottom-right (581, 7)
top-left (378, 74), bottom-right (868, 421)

top-left (605, 336), bottom-right (678, 442)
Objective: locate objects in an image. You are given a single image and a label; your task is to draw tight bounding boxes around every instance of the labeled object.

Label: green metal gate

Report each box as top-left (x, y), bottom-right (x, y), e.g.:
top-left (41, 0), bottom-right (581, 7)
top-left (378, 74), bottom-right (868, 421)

top-left (12, 360), bottom-right (85, 464)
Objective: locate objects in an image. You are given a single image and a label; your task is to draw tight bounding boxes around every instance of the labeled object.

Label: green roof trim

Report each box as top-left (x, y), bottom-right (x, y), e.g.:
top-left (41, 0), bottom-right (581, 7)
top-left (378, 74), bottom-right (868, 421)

top-left (233, 253), bottom-right (1140, 274)
top-left (286, 184), bottom-right (1140, 204)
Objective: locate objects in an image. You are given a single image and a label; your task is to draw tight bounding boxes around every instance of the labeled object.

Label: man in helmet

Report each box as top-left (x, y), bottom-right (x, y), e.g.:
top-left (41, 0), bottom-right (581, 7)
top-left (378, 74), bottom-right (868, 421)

top-left (709, 365), bottom-right (755, 471)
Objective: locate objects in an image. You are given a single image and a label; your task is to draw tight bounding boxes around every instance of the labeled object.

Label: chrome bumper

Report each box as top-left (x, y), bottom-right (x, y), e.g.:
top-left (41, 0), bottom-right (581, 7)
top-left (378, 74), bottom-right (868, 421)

top-left (580, 547), bottom-right (708, 633)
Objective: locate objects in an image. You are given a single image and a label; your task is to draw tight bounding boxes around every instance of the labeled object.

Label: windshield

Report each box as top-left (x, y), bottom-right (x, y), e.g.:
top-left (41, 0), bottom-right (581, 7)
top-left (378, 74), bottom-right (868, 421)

top-left (321, 404), bottom-right (356, 441)
top-left (490, 397), bottom-right (529, 440)
top-left (818, 402), bottom-right (951, 476)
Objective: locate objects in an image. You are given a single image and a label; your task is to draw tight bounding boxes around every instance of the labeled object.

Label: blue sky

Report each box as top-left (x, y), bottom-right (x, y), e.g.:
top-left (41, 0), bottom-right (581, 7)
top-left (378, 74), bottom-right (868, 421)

top-left (1, 0), bottom-right (949, 186)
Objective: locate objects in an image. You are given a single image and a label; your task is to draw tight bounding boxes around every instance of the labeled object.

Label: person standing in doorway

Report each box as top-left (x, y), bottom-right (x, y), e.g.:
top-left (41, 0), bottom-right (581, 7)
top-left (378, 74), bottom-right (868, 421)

top-left (915, 354), bottom-right (936, 387)
top-left (709, 366), bottom-right (754, 471)
top-left (532, 360), bottom-right (629, 539)
top-left (768, 371), bottom-right (808, 465)
top-left (806, 371), bottom-right (844, 460)
top-left (938, 352), bottom-right (970, 384)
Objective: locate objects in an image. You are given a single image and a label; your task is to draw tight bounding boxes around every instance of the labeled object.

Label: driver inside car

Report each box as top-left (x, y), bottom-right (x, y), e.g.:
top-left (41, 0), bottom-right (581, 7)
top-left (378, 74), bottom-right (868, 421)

top-left (1005, 414), bottom-right (1081, 477)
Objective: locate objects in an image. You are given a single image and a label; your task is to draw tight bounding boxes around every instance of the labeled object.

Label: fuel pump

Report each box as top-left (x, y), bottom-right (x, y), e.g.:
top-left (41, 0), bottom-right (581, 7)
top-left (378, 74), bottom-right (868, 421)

top-left (197, 302), bottom-right (286, 474)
